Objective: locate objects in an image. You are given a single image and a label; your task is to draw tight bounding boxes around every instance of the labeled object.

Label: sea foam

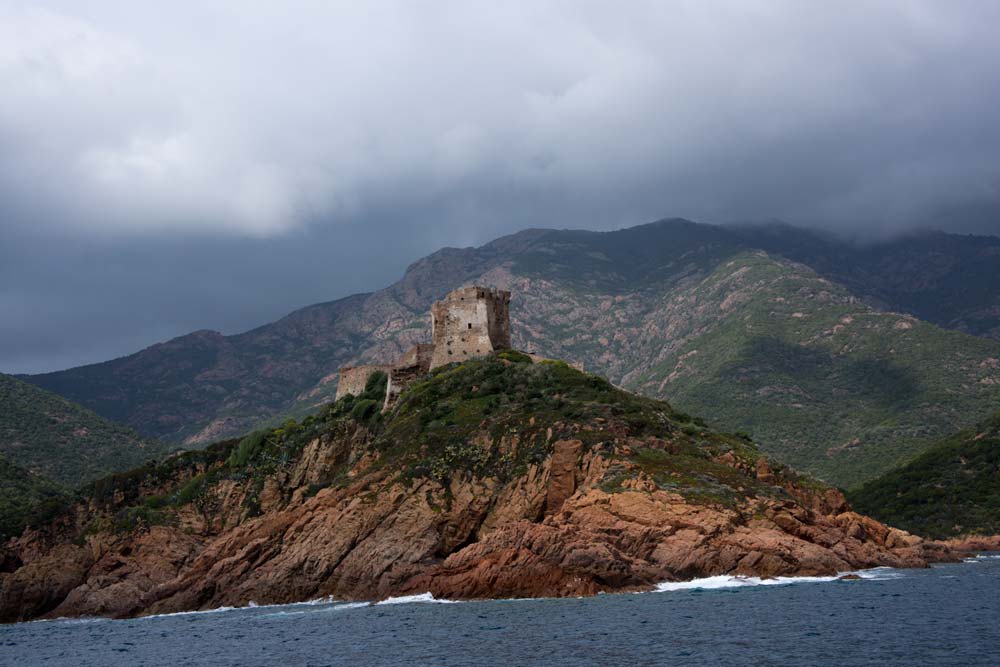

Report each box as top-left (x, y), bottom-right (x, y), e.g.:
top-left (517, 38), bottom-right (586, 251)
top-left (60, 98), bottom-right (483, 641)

top-left (656, 574), bottom-right (838, 592)
top-left (260, 602), bottom-right (371, 618)
top-left (964, 553), bottom-right (1000, 562)
top-left (655, 567), bottom-right (900, 592)
top-left (375, 592), bottom-right (459, 605)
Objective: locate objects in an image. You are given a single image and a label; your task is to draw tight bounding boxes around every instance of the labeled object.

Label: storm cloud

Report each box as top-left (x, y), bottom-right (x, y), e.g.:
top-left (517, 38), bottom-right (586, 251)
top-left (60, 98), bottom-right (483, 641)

top-left (3, 1), bottom-right (1000, 372)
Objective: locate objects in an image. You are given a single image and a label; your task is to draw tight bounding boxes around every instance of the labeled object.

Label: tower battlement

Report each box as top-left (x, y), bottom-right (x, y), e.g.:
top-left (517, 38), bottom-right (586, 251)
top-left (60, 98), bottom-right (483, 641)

top-left (429, 286), bottom-right (511, 369)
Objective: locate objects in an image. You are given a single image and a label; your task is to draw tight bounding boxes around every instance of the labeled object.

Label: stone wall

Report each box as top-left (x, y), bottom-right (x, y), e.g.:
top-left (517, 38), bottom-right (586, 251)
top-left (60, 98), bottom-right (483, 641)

top-left (430, 286), bottom-right (511, 369)
top-left (484, 290), bottom-right (512, 350)
top-left (334, 365), bottom-right (389, 401)
top-left (384, 364), bottom-right (426, 410)
top-left (382, 344), bottom-right (435, 410)
top-left (397, 344), bottom-right (435, 370)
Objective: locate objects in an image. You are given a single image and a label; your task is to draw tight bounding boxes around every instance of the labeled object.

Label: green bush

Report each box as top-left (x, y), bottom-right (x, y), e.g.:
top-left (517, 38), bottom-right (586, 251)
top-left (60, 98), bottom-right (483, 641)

top-left (360, 371), bottom-right (388, 401)
top-left (144, 494), bottom-right (167, 510)
top-left (173, 474), bottom-right (206, 506)
top-left (351, 399), bottom-right (380, 424)
top-left (112, 505), bottom-right (167, 533)
top-left (227, 431), bottom-right (268, 468)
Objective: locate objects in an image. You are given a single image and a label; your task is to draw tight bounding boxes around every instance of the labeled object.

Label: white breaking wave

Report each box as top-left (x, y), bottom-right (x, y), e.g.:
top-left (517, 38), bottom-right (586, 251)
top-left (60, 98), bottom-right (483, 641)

top-left (655, 567), bottom-right (901, 592)
top-left (138, 600), bottom-right (334, 619)
top-left (964, 553), bottom-right (1000, 562)
top-left (656, 575), bottom-right (837, 592)
top-left (135, 596), bottom-right (362, 621)
top-left (303, 595), bottom-right (337, 604)
top-left (260, 602), bottom-right (371, 618)
top-left (853, 567), bottom-right (904, 580)
top-left (375, 592), bottom-right (459, 605)
top-left (31, 616), bottom-right (109, 626)
top-left (134, 605), bottom-right (241, 620)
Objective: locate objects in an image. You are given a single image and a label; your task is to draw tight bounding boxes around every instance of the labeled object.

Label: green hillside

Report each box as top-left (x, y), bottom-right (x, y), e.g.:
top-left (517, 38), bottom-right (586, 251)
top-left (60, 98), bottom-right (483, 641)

top-left (849, 413), bottom-right (1000, 539)
top-left (0, 373), bottom-right (175, 487)
top-left (0, 453), bottom-right (66, 538)
top-left (625, 252), bottom-right (1000, 487)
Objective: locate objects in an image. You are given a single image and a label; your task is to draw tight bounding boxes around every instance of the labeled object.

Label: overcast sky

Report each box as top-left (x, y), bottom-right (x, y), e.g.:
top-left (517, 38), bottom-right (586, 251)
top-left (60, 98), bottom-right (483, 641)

top-left (3, 1), bottom-right (1000, 374)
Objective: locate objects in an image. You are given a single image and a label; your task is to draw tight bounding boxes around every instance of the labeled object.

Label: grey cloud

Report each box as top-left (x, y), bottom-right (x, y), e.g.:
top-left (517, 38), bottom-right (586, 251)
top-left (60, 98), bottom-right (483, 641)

top-left (2, 1), bottom-right (1000, 372)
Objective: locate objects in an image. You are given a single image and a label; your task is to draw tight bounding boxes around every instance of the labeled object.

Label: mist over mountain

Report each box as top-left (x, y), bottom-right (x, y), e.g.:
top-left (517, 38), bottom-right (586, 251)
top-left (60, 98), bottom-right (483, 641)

top-left (4, 2), bottom-right (1000, 374)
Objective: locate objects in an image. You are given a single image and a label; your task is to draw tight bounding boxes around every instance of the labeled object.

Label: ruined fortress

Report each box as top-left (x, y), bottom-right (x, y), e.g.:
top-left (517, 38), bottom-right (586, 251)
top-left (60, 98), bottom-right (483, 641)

top-left (335, 286), bottom-right (512, 409)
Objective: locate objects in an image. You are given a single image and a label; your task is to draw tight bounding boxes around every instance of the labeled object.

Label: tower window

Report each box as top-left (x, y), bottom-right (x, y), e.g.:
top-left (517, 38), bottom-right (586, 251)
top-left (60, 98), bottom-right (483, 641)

top-left (467, 323), bottom-right (472, 329)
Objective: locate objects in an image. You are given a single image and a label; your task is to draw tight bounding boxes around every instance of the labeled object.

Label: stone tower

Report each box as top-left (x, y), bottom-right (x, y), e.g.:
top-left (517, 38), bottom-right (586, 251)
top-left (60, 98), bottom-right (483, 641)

top-left (429, 286), bottom-right (511, 369)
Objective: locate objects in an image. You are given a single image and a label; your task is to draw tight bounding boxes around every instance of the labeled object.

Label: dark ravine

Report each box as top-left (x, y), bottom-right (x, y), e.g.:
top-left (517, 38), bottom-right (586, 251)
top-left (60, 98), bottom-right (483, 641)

top-left (0, 357), bottom-right (954, 623)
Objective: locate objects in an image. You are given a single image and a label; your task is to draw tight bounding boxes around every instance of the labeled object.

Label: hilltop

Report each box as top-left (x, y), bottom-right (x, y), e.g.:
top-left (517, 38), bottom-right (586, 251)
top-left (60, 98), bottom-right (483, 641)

top-left (0, 356), bottom-right (949, 622)
top-left (20, 220), bottom-right (1000, 488)
top-left (850, 413), bottom-right (1000, 539)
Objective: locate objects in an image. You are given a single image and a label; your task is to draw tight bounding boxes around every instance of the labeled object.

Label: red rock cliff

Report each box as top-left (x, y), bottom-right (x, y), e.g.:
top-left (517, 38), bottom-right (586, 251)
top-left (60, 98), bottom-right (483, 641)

top-left (0, 358), bottom-right (952, 622)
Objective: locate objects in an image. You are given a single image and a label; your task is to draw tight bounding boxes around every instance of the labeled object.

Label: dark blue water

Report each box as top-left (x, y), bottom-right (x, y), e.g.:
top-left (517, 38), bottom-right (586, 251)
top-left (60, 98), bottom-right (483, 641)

top-left (3, 557), bottom-right (999, 667)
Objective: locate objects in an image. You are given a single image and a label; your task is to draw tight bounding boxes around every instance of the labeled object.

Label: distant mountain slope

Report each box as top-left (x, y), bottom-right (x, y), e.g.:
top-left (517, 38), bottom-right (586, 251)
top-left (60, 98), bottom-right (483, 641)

top-left (619, 252), bottom-right (1000, 486)
top-left (21, 220), bottom-right (1000, 488)
top-left (733, 224), bottom-right (1000, 340)
top-left (0, 373), bottom-right (172, 487)
top-left (849, 413), bottom-right (1000, 539)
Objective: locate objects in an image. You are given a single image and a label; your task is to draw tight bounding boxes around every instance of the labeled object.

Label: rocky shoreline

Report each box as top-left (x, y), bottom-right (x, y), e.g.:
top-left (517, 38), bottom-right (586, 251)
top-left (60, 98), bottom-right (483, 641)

top-left (0, 359), bottom-right (961, 622)
top-left (0, 470), bottom-right (955, 622)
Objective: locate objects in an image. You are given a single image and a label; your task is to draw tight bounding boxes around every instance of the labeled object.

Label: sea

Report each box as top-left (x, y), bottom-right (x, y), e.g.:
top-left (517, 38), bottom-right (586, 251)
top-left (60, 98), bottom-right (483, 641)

top-left (3, 555), bottom-right (999, 667)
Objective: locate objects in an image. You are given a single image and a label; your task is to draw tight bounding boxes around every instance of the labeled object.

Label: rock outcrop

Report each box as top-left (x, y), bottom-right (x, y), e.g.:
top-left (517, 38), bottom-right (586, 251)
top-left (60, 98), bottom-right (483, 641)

top-left (0, 357), bottom-right (954, 622)
top-left (930, 534), bottom-right (1000, 553)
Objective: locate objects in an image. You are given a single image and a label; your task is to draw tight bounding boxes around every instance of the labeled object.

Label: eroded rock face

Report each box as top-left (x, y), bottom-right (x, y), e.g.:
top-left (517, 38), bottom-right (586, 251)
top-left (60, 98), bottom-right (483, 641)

top-left (545, 439), bottom-right (583, 515)
top-left (0, 428), bottom-right (952, 624)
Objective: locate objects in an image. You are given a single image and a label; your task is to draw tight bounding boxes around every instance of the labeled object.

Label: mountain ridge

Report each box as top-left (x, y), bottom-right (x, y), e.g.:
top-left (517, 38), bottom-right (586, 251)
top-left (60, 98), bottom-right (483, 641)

top-left (20, 219), bottom-right (1000, 488)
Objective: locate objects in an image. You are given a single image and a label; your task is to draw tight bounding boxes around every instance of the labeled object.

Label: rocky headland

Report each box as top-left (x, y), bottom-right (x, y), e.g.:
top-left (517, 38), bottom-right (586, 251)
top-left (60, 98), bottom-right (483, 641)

top-left (0, 356), bottom-right (954, 622)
